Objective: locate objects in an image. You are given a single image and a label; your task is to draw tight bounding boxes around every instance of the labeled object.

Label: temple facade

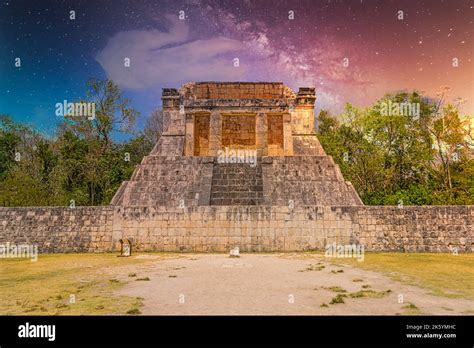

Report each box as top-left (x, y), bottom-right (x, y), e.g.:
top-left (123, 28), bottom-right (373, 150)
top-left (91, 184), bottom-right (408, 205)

top-left (111, 82), bottom-right (362, 207)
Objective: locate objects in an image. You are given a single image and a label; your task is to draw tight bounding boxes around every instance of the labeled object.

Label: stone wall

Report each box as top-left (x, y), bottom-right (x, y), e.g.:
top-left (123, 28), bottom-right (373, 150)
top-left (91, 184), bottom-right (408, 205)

top-left (113, 206), bottom-right (353, 252)
top-left (112, 156), bottom-right (214, 207)
top-left (150, 135), bottom-right (185, 156)
top-left (261, 156), bottom-right (363, 206)
top-left (292, 135), bottom-right (326, 156)
top-left (267, 114), bottom-right (284, 155)
top-left (186, 82), bottom-right (289, 100)
top-left (113, 156), bottom-right (361, 207)
top-left (0, 205), bottom-right (472, 254)
top-left (0, 207), bottom-right (113, 253)
top-left (171, 82), bottom-right (313, 157)
top-left (194, 114), bottom-right (210, 155)
top-left (355, 206), bottom-right (473, 252)
top-left (221, 114), bottom-right (256, 149)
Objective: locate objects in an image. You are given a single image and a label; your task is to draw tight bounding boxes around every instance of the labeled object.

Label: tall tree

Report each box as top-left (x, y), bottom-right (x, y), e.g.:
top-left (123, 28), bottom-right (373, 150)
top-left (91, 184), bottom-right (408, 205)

top-left (58, 79), bottom-right (140, 205)
top-left (143, 108), bottom-right (164, 147)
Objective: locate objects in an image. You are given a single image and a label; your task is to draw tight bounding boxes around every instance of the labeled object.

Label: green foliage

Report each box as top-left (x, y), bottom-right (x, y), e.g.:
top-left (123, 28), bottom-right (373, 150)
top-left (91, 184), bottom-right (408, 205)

top-left (0, 170), bottom-right (48, 206)
top-left (317, 91), bottom-right (473, 205)
top-left (0, 79), bottom-right (155, 207)
top-left (0, 131), bottom-right (20, 179)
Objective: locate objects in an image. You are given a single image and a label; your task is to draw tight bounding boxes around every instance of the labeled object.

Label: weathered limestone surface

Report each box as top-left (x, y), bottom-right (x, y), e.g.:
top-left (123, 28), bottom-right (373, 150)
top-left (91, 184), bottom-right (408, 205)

top-left (353, 206), bottom-right (473, 252)
top-left (0, 207), bottom-right (113, 253)
top-left (112, 156), bottom-right (214, 207)
top-left (116, 82), bottom-right (360, 207)
top-left (0, 206), bottom-right (472, 253)
top-left (292, 135), bottom-right (326, 156)
top-left (210, 160), bottom-right (264, 206)
top-left (150, 135), bottom-right (185, 156)
top-left (112, 155), bottom-right (360, 208)
top-left (180, 82), bottom-right (294, 100)
top-left (262, 156), bottom-right (362, 206)
top-left (161, 82), bottom-right (315, 158)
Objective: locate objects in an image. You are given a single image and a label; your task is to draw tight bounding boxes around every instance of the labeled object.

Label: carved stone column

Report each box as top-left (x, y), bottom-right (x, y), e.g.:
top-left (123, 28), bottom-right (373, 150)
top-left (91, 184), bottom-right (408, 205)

top-left (209, 111), bottom-right (222, 156)
top-left (256, 112), bottom-right (268, 156)
top-left (283, 112), bottom-right (293, 155)
top-left (184, 113), bottom-right (194, 156)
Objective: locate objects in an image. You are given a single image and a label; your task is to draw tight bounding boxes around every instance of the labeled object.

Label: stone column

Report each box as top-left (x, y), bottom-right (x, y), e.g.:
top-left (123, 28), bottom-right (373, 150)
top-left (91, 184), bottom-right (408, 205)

top-left (161, 88), bottom-right (184, 135)
top-left (184, 113), bottom-right (194, 156)
top-left (209, 110), bottom-right (221, 156)
top-left (256, 112), bottom-right (268, 156)
top-left (283, 112), bottom-right (293, 155)
top-left (292, 87), bottom-right (316, 135)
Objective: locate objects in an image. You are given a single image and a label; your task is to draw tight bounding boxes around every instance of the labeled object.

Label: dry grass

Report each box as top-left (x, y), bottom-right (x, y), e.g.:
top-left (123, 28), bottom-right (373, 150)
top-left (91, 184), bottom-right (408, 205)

top-left (348, 289), bottom-right (391, 298)
top-left (299, 263), bottom-right (325, 272)
top-left (403, 303), bottom-right (422, 315)
top-left (328, 253), bottom-right (474, 300)
top-left (323, 286), bottom-right (347, 293)
top-left (0, 253), bottom-right (153, 315)
top-left (329, 294), bottom-right (346, 304)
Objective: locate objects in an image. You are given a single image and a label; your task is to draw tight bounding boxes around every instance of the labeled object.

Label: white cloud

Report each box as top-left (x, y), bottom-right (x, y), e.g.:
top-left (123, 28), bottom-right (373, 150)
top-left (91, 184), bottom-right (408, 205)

top-left (96, 16), bottom-right (246, 89)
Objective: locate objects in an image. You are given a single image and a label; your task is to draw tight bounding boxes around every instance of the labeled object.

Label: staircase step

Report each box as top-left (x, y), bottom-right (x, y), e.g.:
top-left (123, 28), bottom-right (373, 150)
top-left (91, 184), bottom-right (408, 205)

top-left (210, 160), bottom-right (263, 206)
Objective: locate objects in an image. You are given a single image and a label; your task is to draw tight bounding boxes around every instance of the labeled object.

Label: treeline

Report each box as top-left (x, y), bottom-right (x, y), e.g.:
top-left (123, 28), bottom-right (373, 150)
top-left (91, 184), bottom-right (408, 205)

top-left (317, 90), bottom-right (473, 205)
top-left (0, 79), bottom-right (161, 206)
top-left (1, 80), bottom-right (472, 206)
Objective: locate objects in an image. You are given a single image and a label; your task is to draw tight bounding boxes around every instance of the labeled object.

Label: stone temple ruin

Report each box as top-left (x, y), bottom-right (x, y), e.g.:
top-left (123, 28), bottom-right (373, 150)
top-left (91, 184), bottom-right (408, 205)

top-left (0, 82), bottom-right (472, 253)
top-left (111, 82), bottom-right (362, 208)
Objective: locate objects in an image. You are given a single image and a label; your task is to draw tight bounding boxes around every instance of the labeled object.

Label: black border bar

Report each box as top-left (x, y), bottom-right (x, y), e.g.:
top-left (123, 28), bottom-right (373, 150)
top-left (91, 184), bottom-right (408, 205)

top-left (0, 315), bottom-right (472, 346)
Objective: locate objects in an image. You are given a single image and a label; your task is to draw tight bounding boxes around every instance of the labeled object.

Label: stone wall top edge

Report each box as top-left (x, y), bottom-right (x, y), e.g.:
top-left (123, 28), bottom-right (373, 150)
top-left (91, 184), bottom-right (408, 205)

top-left (360, 205), bottom-right (474, 209)
top-left (0, 206), bottom-right (113, 211)
top-left (111, 205), bottom-right (473, 209)
top-left (194, 81), bottom-right (284, 84)
top-left (182, 100), bottom-right (296, 105)
top-left (1, 205), bottom-right (471, 211)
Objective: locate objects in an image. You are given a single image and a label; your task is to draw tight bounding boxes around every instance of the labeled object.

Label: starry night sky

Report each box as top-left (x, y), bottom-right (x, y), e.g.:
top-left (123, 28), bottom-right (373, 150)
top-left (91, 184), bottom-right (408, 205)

top-left (0, 0), bottom-right (472, 138)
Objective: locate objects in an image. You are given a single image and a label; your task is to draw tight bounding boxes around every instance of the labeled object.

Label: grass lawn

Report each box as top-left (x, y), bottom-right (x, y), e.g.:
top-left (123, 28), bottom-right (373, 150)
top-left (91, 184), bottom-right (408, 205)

top-left (328, 252), bottom-right (474, 300)
top-left (0, 253), bottom-right (153, 315)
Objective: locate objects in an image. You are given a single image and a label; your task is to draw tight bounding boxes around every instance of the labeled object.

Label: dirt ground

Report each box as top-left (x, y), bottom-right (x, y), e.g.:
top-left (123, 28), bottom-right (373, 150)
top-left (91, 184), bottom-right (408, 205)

top-left (114, 253), bottom-right (474, 315)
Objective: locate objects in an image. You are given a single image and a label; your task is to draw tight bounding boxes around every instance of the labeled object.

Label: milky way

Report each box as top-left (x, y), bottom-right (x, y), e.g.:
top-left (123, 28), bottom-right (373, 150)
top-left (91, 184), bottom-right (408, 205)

top-left (0, 0), bottom-right (472, 136)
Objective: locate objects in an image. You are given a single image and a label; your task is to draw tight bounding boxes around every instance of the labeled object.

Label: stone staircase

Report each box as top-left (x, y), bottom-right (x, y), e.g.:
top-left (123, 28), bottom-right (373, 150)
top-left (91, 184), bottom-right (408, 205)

top-left (210, 160), bottom-right (264, 205)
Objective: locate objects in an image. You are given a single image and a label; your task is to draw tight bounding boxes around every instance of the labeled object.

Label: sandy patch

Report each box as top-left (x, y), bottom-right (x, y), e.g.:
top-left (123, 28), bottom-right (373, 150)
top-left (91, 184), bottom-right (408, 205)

top-left (115, 254), bottom-right (474, 315)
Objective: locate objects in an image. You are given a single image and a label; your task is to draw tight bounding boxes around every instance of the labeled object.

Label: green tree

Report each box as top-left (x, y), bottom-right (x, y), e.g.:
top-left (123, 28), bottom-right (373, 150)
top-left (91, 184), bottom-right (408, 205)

top-left (57, 79), bottom-right (140, 205)
top-left (317, 90), bottom-right (473, 205)
top-left (0, 115), bottom-right (21, 178)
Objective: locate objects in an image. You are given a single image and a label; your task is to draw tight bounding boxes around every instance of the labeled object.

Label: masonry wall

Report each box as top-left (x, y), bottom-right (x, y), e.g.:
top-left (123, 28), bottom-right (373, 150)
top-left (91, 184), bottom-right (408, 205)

top-left (261, 157), bottom-right (363, 206)
top-left (221, 114), bottom-right (256, 149)
top-left (112, 156), bottom-right (214, 207)
top-left (194, 115), bottom-right (210, 155)
top-left (355, 206), bottom-right (473, 252)
top-left (0, 205), bottom-right (472, 254)
top-left (189, 82), bottom-right (287, 100)
top-left (267, 114), bottom-right (284, 155)
top-left (0, 207), bottom-right (113, 253)
top-left (113, 206), bottom-right (353, 252)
